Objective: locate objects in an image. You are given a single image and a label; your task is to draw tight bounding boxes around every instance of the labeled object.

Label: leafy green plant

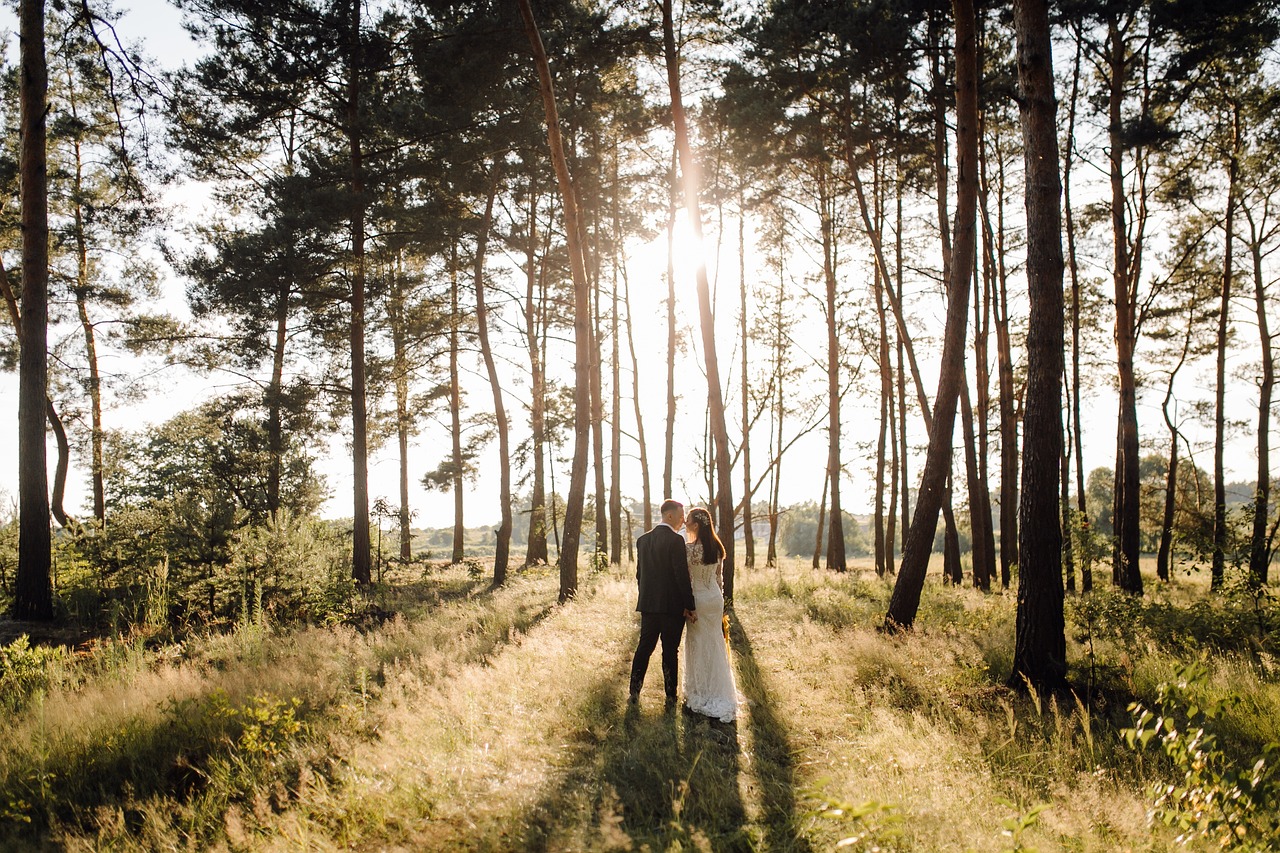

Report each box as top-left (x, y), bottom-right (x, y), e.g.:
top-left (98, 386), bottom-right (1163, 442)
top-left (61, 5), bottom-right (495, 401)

top-left (806, 785), bottom-right (902, 850)
top-left (995, 797), bottom-right (1047, 852)
top-left (0, 637), bottom-right (69, 713)
top-left (1123, 662), bottom-right (1280, 850)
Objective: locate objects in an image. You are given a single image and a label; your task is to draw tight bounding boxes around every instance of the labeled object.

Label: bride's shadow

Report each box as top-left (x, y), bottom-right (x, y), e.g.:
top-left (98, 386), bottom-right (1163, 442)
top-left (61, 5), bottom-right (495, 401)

top-left (515, 649), bottom-right (751, 850)
top-left (512, 614), bottom-right (810, 851)
top-left (730, 612), bottom-right (813, 852)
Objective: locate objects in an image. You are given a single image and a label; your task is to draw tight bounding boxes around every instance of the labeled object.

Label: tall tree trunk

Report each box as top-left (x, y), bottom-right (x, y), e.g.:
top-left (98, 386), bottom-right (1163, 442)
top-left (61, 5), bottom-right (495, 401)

top-left (1108, 17), bottom-right (1143, 595)
top-left (1157, 367), bottom-right (1182, 581)
top-left (662, 0), bottom-right (735, 600)
top-left (1249, 221), bottom-right (1273, 585)
top-left (1212, 104), bottom-right (1239, 592)
top-left (346, 0), bottom-right (371, 587)
top-left (820, 171), bottom-right (846, 572)
top-left (885, 0), bottom-right (977, 632)
top-left (663, 148), bottom-right (678, 502)
top-left (268, 276), bottom-right (289, 523)
top-left (875, 256), bottom-right (891, 577)
top-left (993, 161), bottom-right (1018, 588)
top-left (609, 146), bottom-right (623, 565)
top-left (15, 0), bottom-right (53, 620)
top-left (960, 375), bottom-right (992, 590)
top-left (525, 183), bottom-right (549, 566)
top-left (1009, 0), bottom-right (1067, 691)
top-left (449, 242), bottom-right (465, 563)
top-left (623, 266), bottom-right (652, 531)
top-left (389, 256), bottom-right (411, 559)
top-left (739, 193), bottom-right (754, 569)
top-left (898, 336), bottom-right (909, 556)
top-left (1065, 28), bottom-right (1089, 592)
top-left (590, 232), bottom-right (608, 561)
top-left (473, 172), bottom-right (511, 586)
top-left (767, 273), bottom-right (785, 567)
top-left (0, 256), bottom-right (67, 530)
top-left (1061, 409), bottom-right (1075, 592)
top-left (70, 137), bottom-right (105, 525)
top-left (519, 0), bottom-right (591, 601)
top-left (943, 476), bottom-right (962, 584)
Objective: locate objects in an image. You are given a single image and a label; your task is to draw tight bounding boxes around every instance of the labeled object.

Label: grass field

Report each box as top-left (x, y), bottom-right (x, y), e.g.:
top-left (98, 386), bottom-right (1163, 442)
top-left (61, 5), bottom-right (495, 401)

top-left (1, 557), bottom-right (1277, 851)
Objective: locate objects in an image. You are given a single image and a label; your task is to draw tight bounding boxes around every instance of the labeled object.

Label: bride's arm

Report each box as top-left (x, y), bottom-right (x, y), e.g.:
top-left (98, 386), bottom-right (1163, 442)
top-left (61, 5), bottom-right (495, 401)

top-left (717, 560), bottom-right (724, 592)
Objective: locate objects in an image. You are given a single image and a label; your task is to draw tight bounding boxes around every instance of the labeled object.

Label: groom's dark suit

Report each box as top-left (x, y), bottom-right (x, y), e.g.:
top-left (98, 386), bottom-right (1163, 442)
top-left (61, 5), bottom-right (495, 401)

top-left (629, 523), bottom-right (697, 700)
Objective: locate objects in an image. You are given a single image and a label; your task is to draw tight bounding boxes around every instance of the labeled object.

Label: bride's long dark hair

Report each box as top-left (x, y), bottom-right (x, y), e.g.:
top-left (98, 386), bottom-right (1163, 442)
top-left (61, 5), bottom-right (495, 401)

top-left (687, 507), bottom-right (725, 565)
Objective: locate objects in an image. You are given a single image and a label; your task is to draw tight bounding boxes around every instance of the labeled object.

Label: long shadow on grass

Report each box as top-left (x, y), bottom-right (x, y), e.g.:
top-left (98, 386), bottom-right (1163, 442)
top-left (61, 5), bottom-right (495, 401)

top-left (0, 583), bottom-right (558, 849)
top-left (731, 613), bottom-right (813, 852)
top-left (510, 654), bottom-right (752, 851)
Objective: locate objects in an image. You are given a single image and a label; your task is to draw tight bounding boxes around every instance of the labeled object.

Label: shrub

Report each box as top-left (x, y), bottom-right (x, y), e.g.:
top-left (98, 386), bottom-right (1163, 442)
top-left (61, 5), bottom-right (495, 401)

top-left (1124, 662), bottom-right (1280, 850)
top-left (0, 636), bottom-right (70, 713)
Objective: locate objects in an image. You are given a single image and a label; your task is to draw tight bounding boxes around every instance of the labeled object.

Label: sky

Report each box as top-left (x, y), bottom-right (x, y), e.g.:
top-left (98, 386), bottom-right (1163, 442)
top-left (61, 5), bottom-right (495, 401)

top-left (0, 0), bottom-right (1266, 534)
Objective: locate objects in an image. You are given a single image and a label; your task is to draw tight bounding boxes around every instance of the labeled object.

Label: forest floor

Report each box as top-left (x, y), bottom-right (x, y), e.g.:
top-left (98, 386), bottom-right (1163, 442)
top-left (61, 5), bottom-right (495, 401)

top-left (1, 558), bottom-right (1277, 851)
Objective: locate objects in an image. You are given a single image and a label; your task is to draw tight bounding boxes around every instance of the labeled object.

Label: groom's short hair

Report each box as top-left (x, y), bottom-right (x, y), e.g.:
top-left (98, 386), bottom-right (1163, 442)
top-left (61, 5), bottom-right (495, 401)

top-left (659, 499), bottom-right (683, 516)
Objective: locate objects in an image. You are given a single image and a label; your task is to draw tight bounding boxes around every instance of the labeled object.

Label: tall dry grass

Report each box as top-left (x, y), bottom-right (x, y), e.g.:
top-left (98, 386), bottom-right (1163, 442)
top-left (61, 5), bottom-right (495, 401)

top-left (0, 558), bottom-right (1275, 850)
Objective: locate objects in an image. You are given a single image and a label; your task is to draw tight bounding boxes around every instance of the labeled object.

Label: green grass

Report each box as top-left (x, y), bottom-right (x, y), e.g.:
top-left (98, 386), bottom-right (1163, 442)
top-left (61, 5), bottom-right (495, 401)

top-left (1, 558), bottom-right (1277, 850)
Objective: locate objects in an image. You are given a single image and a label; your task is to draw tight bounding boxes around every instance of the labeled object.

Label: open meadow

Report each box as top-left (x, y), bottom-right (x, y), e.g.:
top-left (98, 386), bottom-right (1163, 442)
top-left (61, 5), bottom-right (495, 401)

top-left (1, 558), bottom-right (1278, 851)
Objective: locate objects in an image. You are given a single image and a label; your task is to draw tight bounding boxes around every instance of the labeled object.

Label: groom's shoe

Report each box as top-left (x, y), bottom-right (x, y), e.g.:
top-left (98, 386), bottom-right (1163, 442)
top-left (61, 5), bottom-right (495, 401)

top-left (628, 691), bottom-right (640, 704)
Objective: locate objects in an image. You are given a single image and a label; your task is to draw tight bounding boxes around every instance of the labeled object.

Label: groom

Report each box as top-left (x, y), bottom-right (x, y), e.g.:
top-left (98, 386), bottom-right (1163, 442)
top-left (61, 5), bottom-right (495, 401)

top-left (629, 499), bottom-right (697, 705)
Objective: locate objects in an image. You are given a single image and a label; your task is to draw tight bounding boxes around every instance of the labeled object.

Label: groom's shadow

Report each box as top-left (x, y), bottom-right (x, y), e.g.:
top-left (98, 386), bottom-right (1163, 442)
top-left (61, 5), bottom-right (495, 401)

top-left (515, 638), bottom-right (752, 851)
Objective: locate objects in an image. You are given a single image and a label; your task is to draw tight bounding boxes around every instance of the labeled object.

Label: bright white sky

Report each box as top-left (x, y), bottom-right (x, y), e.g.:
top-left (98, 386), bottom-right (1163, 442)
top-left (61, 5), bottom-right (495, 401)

top-left (0, 0), bottom-right (1263, 536)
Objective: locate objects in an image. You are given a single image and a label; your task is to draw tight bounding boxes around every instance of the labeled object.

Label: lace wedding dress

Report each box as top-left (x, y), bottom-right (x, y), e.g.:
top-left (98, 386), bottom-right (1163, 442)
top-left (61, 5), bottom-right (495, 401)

top-left (683, 541), bottom-right (738, 722)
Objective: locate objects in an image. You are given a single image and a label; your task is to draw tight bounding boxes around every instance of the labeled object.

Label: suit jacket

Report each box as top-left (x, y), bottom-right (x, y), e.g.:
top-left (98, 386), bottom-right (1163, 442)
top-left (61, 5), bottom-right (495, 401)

top-left (635, 524), bottom-right (696, 615)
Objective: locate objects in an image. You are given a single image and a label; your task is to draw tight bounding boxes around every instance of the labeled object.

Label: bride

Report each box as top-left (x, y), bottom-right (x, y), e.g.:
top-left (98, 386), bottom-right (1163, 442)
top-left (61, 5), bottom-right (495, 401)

top-left (682, 507), bottom-right (738, 723)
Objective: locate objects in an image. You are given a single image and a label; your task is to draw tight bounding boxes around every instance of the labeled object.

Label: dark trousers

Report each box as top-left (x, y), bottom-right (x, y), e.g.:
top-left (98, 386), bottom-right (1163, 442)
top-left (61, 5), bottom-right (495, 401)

top-left (630, 611), bottom-right (686, 698)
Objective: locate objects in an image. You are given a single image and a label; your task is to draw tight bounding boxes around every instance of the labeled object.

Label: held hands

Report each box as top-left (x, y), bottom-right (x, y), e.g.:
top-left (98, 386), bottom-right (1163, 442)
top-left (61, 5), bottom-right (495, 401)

top-left (684, 609), bottom-right (698, 623)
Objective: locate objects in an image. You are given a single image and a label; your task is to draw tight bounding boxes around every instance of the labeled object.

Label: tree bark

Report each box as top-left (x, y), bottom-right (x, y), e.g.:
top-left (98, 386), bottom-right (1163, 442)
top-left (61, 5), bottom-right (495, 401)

top-left (1009, 0), bottom-right (1067, 691)
top-left (622, 266), bottom-right (652, 532)
top-left (1, 255), bottom-right (66, 530)
top-left (71, 134), bottom-right (105, 525)
top-left (346, 0), bottom-right (371, 587)
top-left (473, 172), bottom-right (511, 586)
top-left (1212, 104), bottom-right (1239, 593)
top-left (519, 0), bottom-right (591, 601)
top-left (1108, 16), bottom-right (1143, 595)
top-left (609, 148), bottom-right (623, 565)
top-left (1157, 368), bottom-right (1182, 581)
top-left (960, 374), bottom-right (992, 589)
top-left (449, 241), bottom-right (465, 564)
top-left (524, 182), bottom-right (549, 566)
top-left (662, 0), bottom-right (735, 600)
top-left (663, 148), bottom-right (678, 502)
top-left (15, 0), bottom-right (53, 620)
top-left (820, 171), bottom-right (846, 572)
top-left (1249, 221), bottom-right (1273, 585)
top-left (875, 248), bottom-right (891, 577)
top-left (590, 227), bottom-right (608, 561)
top-left (884, 0), bottom-right (977, 632)
top-left (389, 255), bottom-right (410, 558)
top-left (1064, 28), bottom-right (1089, 592)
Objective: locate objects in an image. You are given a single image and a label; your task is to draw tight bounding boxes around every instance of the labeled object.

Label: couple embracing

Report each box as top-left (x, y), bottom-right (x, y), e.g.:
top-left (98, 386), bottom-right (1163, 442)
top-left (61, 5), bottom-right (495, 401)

top-left (628, 499), bottom-right (738, 723)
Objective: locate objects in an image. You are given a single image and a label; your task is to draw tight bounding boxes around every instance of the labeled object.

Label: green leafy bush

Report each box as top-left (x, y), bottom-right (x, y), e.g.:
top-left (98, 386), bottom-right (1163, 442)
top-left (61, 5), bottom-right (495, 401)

top-left (1124, 662), bottom-right (1280, 850)
top-left (0, 636), bottom-right (70, 713)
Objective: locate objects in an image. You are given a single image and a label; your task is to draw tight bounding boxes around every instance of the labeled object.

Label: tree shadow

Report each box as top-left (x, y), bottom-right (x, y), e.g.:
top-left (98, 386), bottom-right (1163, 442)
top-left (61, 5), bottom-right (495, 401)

top-left (730, 613), bottom-right (813, 852)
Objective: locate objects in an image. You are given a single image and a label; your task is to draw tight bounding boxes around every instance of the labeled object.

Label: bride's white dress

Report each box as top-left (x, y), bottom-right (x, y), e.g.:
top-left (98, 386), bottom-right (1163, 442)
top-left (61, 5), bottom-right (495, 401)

top-left (683, 541), bottom-right (738, 722)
